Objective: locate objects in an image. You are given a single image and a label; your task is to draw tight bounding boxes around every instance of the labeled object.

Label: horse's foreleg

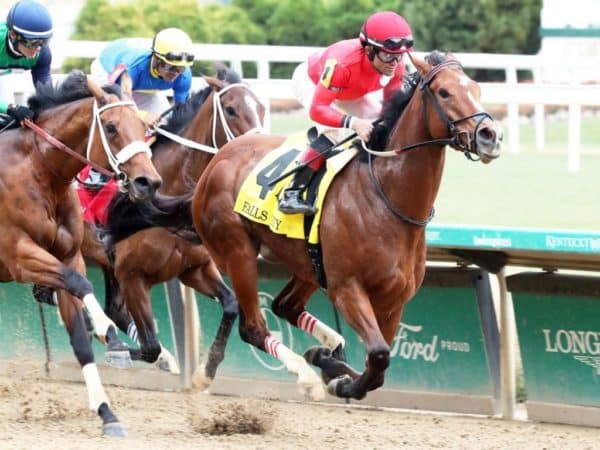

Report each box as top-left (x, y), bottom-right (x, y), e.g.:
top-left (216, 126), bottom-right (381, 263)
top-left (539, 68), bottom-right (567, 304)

top-left (12, 241), bottom-right (131, 368)
top-left (57, 291), bottom-right (126, 437)
top-left (119, 276), bottom-right (163, 365)
top-left (180, 258), bottom-right (238, 388)
top-left (271, 277), bottom-right (355, 383)
top-left (327, 283), bottom-right (390, 400)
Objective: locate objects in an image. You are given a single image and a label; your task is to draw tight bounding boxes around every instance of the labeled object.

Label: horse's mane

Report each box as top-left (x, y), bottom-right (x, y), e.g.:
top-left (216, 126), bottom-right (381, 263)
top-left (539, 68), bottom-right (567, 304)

top-left (154, 66), bottom-right (243, 145)
top-left (103, 191), bottom-right (195, 246)
top-left (27, 70), bottom-right (121, 115)
top-left (365, 50), bottom-right (449, 154)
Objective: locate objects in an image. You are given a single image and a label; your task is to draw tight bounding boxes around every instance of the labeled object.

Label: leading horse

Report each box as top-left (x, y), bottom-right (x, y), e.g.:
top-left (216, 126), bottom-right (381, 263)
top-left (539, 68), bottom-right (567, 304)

top-left (0, 71), bottom-right (161, 436)
top-left (84, 69), bottom-right (265, 381)
top-left (189, 51), bottom-right (502, 400)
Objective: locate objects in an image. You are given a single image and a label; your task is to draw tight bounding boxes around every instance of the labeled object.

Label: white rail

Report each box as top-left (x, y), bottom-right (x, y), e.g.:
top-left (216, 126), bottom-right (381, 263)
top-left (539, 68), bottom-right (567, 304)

top-left (6, 41), bottom-right (600, 172)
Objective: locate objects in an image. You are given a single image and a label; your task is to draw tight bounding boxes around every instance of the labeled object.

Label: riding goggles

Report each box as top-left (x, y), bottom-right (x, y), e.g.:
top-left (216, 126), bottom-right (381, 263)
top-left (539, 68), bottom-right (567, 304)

top-left (376, 50), bottom-right (405, 64)
top-left (17, 36), bottom-right (49, 49)
top-left (157, 51), bottom-right (195, 64)
top-left (378, 37), bottom-right (414, 52)
top-left (158, 60), bottom-right (187, 75)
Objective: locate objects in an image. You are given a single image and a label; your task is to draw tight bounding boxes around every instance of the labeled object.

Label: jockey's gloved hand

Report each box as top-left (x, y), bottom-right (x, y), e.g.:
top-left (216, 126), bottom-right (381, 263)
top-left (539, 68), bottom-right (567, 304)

top-left (6, 104), bottom-right (35, 124)
top-left (403, 71), bottom-right (420, 91)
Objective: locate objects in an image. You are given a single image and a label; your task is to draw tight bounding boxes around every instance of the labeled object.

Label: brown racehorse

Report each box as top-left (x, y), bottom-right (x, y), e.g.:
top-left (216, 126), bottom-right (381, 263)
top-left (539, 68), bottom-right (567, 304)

top-left (186, 51), bottom-right (503, 400)
top-left (0, 71), bottom-right (161, 436)
top-left (81, 68), bottom-right (265, 382)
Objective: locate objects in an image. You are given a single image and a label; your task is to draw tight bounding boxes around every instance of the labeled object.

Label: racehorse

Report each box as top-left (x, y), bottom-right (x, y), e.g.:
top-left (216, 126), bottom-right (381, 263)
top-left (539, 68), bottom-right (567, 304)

top-left (84, 68), bottom-right (265, 381)
top-left (184, 51), bottom-right (502, 400)
top-left (0, 71), bottom-right (161, 435)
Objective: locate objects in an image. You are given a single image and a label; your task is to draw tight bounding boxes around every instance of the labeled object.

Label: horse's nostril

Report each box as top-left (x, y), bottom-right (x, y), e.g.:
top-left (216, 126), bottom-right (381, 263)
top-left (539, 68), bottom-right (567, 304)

top-left (478, 127), bottom-right (495, 142)
top-left (133, 177), bottom-right (162, 195)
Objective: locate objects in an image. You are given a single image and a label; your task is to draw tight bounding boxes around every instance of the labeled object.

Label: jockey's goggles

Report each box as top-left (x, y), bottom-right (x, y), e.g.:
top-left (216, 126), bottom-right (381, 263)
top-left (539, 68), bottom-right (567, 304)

top-left (17, 36), bottom-right (49, 49)
top-left (377, 37), bottom-right (414, 53)
top-left (156, 51), bottom-right (194, 64)
top-left (376, 50), bottom-right (405, 64)
top-left (157, 60), bottom-right (187, 75)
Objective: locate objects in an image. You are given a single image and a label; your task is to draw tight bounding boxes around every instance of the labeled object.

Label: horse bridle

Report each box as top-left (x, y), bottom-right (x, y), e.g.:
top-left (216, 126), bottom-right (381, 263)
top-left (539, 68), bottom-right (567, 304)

top-left (152, 82), bottom-right (264, 153)
top-left (365, 60), bottom-right (492, 226)
top-left (86, 100), bottom-right (152, 191)
top-left (419, 60), bottom-right (493, 161)
top-left (23, 99), bottom-right (151, 189)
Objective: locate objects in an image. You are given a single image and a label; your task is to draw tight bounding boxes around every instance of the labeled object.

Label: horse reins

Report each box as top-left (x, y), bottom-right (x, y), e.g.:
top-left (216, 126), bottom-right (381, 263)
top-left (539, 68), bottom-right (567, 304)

top-left (364, 59), bottom-right (492, 226)
top-left (24, 118), bottom-right (114, 181)
top-left (152, 82), bottom-right (264, 153)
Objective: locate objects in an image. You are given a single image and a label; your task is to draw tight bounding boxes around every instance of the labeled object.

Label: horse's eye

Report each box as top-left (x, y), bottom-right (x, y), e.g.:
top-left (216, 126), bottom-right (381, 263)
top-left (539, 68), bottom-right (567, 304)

top-left (105, 122), bottom-right (118, 135)
top-left (225, 106), bottom-right (236, 116)
top-left (438, 88), bottom-right (450, 99)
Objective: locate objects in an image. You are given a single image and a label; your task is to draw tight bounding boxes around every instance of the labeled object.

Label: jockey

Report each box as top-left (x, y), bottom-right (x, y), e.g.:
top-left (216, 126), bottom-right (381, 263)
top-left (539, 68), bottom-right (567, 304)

top-left (84, 27), bottom-right (195, 194)
top-left (0, 0), bottom-right (53, 125)
top-left (90, 27), bottom-right (194, 131)
top-left (278, 11), bottom-right (414, 215)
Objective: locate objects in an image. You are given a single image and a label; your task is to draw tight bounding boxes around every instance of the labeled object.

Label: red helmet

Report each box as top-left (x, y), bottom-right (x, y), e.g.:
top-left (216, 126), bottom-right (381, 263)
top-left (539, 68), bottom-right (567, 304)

top-left (359, 11), bottom-right (413, 54)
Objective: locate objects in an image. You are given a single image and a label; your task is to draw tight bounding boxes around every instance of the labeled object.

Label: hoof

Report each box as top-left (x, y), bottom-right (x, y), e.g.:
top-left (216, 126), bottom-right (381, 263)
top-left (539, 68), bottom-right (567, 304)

top-left (102, 421), bottom-right (127, 438)
top-left (156, 349), bottom-right (180, 374)
top-left (303, 345), bottom-right (330, 365)
top-left (301, 382), bottom-right (325, 401)
top-left (191, 364), bottom-right (213, 391)
top-left (105, 350), bottom-right (133, 369)
top-left (327, 374), bottom-right (352, 398)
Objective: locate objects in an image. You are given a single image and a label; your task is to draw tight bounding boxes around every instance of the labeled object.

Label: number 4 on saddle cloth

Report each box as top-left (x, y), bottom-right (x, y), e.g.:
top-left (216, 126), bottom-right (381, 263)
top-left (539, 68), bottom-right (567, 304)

top-left (233, 131), bottom-right (357, 288)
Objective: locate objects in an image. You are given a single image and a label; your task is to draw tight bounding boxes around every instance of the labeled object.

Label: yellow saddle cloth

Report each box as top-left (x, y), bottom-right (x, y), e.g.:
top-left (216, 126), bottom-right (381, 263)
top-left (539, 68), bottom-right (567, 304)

top-left (233, 132), bottom-right (357, 245)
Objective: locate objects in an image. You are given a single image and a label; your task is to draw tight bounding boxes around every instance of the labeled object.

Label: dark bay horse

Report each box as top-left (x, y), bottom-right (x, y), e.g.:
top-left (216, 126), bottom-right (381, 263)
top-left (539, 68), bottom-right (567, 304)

top-left (186, 52), bottom-right (502, 400)
top-left (84, 69), bottom-right (265, 382)
top-left (0, 71), bottom-right (161, 435)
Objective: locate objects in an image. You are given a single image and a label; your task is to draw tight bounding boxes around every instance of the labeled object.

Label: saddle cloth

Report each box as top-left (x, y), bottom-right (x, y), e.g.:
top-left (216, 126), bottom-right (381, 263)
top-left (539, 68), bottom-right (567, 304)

top-left (233, 132), bottom-right (357, 245)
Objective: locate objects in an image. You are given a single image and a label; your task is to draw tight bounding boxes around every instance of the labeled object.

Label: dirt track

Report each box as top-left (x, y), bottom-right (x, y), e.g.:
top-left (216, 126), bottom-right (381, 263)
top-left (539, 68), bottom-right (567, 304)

top-left (1, 370), bottom-right (599, 450)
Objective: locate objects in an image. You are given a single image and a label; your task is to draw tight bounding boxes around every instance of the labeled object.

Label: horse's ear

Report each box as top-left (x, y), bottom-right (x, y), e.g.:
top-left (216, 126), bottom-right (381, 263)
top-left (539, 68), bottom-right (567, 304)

top-left (86, 76), bottom-right (109, 106)
top-left (410, 54), bottom-right (433, 79)
top-left (203, 75), bottom-right (225, 91)
top-left (119, 70), bottom-right (134, 100)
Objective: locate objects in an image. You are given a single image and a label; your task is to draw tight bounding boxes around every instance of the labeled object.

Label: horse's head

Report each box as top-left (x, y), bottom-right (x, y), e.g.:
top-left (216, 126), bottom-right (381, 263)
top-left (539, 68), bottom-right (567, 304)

top-left (410, 51), bottom-right (502, 163)
top-left (203, 70), bottom-right (265, 145)
top-left (86, 74), bottom-right (162, 201)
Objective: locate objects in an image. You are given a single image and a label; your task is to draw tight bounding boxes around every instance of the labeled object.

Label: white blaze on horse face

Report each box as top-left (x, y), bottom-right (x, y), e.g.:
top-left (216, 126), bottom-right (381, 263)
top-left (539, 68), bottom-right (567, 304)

top-left (458, 74), bottom-right (485, 112)
top-left (244, 94), bottom-right (263, 131)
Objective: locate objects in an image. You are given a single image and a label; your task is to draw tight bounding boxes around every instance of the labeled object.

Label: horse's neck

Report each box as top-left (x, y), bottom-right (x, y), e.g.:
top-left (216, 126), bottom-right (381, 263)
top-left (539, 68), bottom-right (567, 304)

top-left (34, 100), bottom-right (93, 181)
top-left (374, 97), bottom-right (447, 221)
top-left (153, 102), bottom-right (218, 195)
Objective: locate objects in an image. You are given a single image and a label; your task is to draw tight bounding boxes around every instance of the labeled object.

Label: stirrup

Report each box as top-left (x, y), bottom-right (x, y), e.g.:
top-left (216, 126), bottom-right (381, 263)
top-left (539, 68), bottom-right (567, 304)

top-left (278, 192), bottom-right (317, 215)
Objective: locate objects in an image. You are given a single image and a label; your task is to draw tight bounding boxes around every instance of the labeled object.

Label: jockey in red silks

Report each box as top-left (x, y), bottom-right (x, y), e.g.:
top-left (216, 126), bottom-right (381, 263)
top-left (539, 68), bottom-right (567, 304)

top-left (76, 166), bottom-right (118, 227)
top-left (278, 11), bottom-right (414, 215)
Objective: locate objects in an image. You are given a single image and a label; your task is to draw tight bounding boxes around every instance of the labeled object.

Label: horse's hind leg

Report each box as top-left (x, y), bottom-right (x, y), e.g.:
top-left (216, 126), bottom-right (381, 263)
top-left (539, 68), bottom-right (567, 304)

top-left (179, 256), bottom-right (238, 389)
top-left (203, 233), bottom-right (324, 400)
top-left (57, 290), bottom-right (126, 437)
top-left (271, 276), bottom-right (359, 383)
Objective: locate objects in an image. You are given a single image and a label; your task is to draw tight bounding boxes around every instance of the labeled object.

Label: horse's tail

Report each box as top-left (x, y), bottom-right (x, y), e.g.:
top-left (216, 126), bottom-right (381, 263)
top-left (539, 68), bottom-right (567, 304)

top-left (104, 191), bottom-right (195, 245)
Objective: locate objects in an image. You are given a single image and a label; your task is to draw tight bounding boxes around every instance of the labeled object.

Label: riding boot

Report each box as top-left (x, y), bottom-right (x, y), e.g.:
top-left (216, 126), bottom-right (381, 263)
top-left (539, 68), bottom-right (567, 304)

top-left (278, 133), bottom-right (334, 215)
top-left (278, 165), bottom-right (318, 215)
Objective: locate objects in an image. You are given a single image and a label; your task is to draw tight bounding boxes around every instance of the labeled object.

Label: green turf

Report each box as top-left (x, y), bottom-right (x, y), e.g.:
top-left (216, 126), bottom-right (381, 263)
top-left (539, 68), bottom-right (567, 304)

top-left (270, 112), bottom-right (600, 231)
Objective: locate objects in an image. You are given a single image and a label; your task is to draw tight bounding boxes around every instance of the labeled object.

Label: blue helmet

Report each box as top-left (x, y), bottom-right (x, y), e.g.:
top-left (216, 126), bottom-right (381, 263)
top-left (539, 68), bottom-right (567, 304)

top-left (7, 0), bottom-right (53, 39)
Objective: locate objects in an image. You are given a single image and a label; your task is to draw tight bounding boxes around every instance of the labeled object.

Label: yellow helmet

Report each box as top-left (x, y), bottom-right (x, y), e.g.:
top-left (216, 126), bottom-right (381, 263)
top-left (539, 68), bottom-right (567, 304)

top-left (151, 28), bottom-right (194, 67)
